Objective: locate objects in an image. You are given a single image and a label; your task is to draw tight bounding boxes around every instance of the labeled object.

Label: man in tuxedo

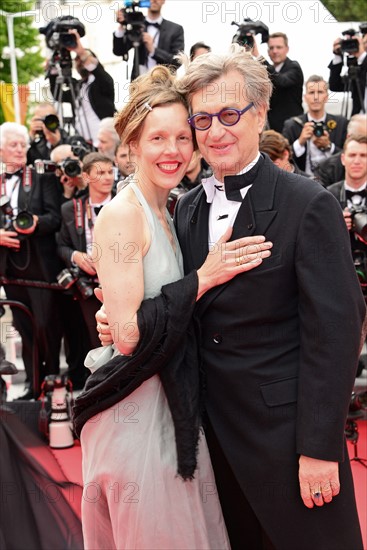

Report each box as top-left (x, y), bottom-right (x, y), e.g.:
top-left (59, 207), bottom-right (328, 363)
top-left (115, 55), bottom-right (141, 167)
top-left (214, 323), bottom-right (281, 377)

top-left (0, 123), bottom-right (63, 399)
top-left (327, 135), bottom-right (367, 255)
top-left (328, 33), bottom-right (367, 117)
top-left (58, 153), bottom-right (115, 351)
top-left (282, 75), bottom-right (348, 176)
top-left (263, 32), bottom-right (304, 132)
top-left (173, 47), bottom-right (364, 549)
top-left (315, 113), bottom-right (367, 186)
top-left (113, 0), bottom-right (184, 81)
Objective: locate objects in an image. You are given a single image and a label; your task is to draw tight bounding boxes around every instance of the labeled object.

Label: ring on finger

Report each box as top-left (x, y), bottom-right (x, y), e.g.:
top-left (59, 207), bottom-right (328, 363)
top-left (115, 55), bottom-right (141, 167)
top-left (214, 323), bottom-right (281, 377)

top-left (311, 483), bottom-right (322, 499)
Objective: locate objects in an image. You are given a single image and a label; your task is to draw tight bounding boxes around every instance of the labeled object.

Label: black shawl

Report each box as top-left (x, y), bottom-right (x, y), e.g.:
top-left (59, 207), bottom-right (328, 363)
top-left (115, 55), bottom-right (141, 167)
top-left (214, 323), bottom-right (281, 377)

top-left (73, 271), bottom-right (202, 480)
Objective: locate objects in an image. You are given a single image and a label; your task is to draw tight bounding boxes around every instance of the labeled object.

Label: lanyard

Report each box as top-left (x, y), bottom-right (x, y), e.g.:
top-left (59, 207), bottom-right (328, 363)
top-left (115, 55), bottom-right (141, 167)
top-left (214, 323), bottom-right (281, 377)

top-left (0, 166), bottom-right (32, 198)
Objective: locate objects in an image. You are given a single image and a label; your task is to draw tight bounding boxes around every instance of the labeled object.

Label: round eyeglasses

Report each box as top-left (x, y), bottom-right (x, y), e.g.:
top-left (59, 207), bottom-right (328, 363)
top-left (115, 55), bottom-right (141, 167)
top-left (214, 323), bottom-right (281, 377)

top-left (188, 102), bottom-right (254, 131)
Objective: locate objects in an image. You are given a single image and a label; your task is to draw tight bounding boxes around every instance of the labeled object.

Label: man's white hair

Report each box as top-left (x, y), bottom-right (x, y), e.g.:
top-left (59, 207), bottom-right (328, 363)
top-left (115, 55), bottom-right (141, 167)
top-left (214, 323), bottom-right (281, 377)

top-left (0, 122), bottom-right (29, 148)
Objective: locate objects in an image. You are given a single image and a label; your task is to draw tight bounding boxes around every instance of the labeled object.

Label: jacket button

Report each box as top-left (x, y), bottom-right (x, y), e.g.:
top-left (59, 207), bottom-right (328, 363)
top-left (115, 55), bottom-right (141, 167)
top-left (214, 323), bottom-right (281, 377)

top-left (247, 223), bottom-right (253, 229)
top-left (213, 333), bottom-right (222, 344)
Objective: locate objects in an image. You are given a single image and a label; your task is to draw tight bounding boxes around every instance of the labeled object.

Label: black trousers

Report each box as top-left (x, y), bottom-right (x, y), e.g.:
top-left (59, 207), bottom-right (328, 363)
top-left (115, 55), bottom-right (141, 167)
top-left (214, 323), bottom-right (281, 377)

top-left (4, 284), bottom-right (63, 387)
top-left (57, 293), bottom-right (90, 389)
top-left (78, 293), bottom-right (101, 350)
top-left (204, 420), bottom-right (276, 550)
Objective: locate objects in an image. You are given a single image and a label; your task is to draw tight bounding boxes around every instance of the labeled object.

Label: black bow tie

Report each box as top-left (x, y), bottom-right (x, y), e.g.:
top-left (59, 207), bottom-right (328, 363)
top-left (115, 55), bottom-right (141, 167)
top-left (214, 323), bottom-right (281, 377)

top-left (94, 206), bottom-right (103, 216)
top-left (224, 156), bottom-right (264, 202)
top-left (147, 21), bottom-right (160, 29)
top-left (4, 169), bottom-right (22, 180)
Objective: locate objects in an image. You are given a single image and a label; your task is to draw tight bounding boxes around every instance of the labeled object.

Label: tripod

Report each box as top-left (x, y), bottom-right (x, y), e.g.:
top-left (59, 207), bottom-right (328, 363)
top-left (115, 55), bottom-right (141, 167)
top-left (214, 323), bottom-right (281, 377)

top-left (345, 415), bottom-right (367, 468)
top-left (341, 56), bottom-right (366, 118)
top-left (47, 49), bottom-right (92, 140)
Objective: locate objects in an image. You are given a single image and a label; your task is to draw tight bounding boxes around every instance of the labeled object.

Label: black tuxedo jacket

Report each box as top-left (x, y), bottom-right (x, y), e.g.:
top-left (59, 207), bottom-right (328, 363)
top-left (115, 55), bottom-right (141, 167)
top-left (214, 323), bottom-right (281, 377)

top-left (266, 57), bottom-right (304, 132)
top-left (58, 194), bottom-right (115, 269)
top-left (113, 18), bottom-right (184, 81)
top-left (58, 195), bottom-right (89, 268)
top-left (315, 151), bottom-right (345, 186)
top-left (282, 112), bottom-right (348, 172)
top-left (174, 154), bottom-right (365, 547)
top-left (328, 56), bottom-right (367, 115)
top-left (0, 170), bottom-right (62, 281)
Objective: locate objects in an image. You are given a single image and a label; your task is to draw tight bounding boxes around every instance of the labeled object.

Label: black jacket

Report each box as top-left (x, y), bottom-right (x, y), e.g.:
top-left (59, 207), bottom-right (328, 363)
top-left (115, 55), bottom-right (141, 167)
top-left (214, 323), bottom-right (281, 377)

top-left (315, 152), bottom-right (345, 186)
top-left (328, 56), bottom-right (367, 115)
top-left (265, 57), bottom-right (304, 132)
top-left (0, 169), bottom-right (62, 281)
top-left (49, 62), bottom-right (115, 120)
top-left (113, 18), bottom-right (184, 81)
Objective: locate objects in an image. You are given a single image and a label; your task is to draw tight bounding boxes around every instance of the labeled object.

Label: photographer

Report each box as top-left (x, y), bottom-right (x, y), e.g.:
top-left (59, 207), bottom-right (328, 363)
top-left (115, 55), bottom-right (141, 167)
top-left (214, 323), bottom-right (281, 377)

top-left (50, 143), bottom-right (88, 202)
top-left (328, 29), bottom-right (367, 116)
top-left (113, 0), bottom-right (184, 81)
top-left (27, 103), bottom-right (68, 166)
top-left (328, 136), bottom-right (367, 256)
top-left (254, 32), bottom-right (304, 132)
top-left (282, 75), bottom-right (348, 177)
top-left (57, 153), bottom-right (115, 350)
top-left (0, 122), bottom-right (63, 399)
top-left (46, 18), bottom-right (115, 145)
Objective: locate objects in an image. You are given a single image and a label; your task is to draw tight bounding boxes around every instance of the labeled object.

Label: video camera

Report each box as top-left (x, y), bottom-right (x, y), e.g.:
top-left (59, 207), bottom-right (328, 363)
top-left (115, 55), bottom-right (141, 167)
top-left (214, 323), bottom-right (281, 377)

top-left (119, 0), bottom-right (151, 45)
top-left (231, 18), bottom-right (269, 49)
top-left (57, 266), bottom-right (95, 300)
top-left (340, 23), bottom-right (367, 55)
top-left (40, 15), bottom-right (85, 51)
top-left (40, 16), bottom-right (86, 73)
top-left (0, 196), bottom-right (34, 237)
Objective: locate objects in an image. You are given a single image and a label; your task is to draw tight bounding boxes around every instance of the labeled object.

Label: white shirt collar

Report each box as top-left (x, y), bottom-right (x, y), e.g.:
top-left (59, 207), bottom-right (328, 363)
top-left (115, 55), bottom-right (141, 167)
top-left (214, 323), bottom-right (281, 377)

top-left (146, 16), bottom-right (163, 25)
top-left (344, 181), bottom-right (367, 192)
top-left (307, 113), bottom-right (326, 123)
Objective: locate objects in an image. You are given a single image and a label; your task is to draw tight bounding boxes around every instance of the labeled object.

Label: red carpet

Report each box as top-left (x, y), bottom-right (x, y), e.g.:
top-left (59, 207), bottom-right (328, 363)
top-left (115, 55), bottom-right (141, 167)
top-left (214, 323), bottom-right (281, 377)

top-left (2, 406), bottom-right (366, 549)
top-left (53, 421), bottom-right (367, 549)
top-left (347, 419), bottom-right (367, 550)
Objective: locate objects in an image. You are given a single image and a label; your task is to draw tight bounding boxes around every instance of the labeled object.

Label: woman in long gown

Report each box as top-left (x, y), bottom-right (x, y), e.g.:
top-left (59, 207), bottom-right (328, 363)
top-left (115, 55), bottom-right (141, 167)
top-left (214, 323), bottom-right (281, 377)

top-left (77, 66), bottom-right (272, 550)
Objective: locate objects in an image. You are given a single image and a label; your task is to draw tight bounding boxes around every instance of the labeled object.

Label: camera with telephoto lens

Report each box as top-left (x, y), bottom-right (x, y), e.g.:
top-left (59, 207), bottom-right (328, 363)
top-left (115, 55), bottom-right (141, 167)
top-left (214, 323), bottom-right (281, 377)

top-left (39, 374), bottom-right (74, 448)
top-left (353, 250), bottom-right (367, 295)
top-left (57, 266), bottom-right (95, 300)
top-left (231, 18), bottom-right (269, 49)
top-left (349, 206), bottom-right (367, 242)
top-left (35, 158), bottom-right (80, 177)
top-left (0, 196), bottom-right (34, 238)
top-left (59, 157), bottom-right (82, 178)
top-left (120, 1), bottom-right (151, 45)
top-left (33, 114), bottom-right (60, 143)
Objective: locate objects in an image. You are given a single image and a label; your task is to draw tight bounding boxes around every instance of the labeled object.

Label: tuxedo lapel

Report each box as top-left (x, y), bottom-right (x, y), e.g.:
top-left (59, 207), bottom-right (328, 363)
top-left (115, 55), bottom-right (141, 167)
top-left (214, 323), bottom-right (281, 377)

top-left (196, 156), bottom-right (279, 315)
top-left (185, 187), bottom-right (209, 270)
top-left (232, 155), bottom-right (278, 239)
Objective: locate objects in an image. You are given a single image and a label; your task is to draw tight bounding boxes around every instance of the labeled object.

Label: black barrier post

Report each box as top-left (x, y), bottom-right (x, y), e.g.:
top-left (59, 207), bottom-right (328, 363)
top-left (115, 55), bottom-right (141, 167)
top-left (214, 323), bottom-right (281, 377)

top-left (0, 299), bottom-right (40, 398)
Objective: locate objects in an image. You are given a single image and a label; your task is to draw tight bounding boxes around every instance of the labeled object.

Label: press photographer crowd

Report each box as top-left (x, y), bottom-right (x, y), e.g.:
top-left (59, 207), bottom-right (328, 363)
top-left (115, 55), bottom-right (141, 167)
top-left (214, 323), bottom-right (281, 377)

top-left (0, 0), bottom-right (366, 411)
